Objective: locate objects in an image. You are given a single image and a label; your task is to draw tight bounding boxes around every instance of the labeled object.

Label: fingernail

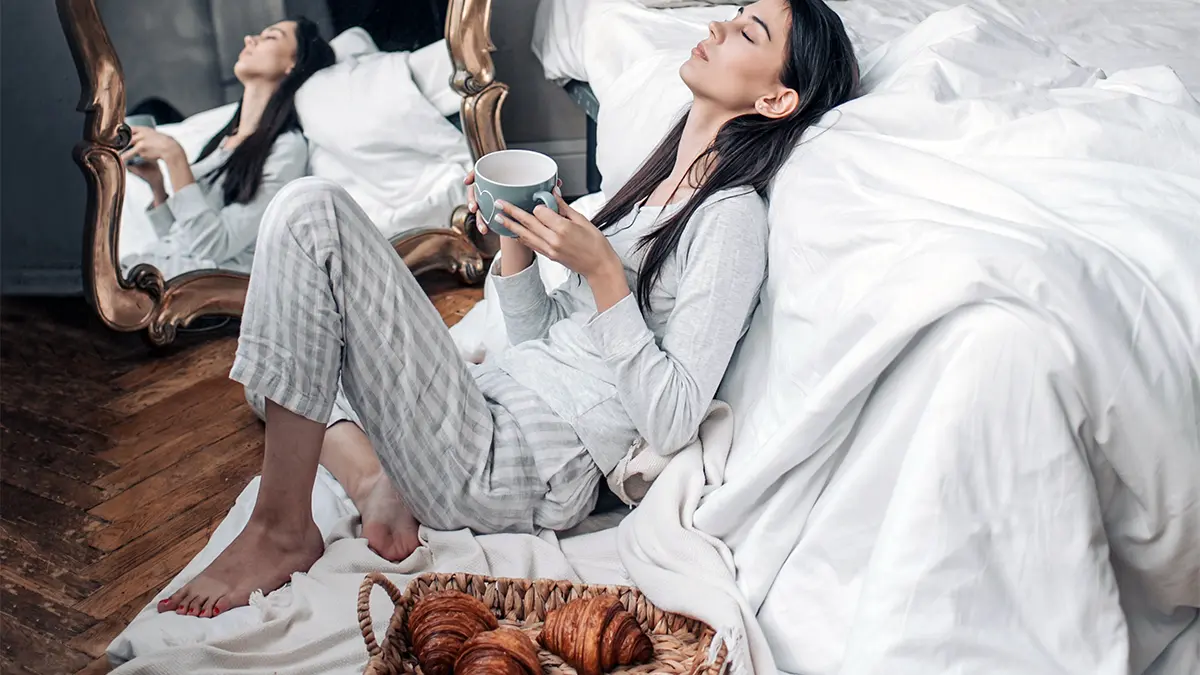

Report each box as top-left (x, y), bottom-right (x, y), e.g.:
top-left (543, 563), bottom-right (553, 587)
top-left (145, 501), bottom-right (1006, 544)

top-left (212, 608), bottom-right (220, 616)
top-left (495, 199), bottom-right (507, 208)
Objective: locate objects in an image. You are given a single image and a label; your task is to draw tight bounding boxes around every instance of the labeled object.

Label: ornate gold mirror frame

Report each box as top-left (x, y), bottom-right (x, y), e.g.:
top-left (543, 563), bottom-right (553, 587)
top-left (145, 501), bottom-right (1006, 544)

top-left (57, 0), bottom-right (506, 346)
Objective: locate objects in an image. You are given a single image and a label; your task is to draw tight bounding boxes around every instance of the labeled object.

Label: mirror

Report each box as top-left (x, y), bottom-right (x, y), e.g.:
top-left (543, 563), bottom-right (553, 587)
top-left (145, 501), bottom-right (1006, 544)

top-left (58, 0), bottom-right (507, 345)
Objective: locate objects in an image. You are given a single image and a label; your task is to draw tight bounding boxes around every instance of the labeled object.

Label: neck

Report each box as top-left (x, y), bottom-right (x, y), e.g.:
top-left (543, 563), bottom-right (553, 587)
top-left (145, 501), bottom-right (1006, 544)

top-left (234, 82), bottom-right (276, 138)
top-left (672, 99), bottom-right (736, 185)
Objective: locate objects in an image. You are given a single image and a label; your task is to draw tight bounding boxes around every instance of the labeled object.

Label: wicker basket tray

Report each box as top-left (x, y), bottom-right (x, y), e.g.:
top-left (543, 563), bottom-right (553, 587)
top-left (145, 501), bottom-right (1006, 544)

top-left (357, 572), bottom-right (727, 675)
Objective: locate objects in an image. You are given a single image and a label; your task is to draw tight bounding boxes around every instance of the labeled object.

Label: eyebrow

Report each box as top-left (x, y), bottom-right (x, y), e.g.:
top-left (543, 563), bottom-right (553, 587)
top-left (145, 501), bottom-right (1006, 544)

top-left (265, 26), bottom-right (285, 37)
top-left (751, 15), bottom-right (772, 41)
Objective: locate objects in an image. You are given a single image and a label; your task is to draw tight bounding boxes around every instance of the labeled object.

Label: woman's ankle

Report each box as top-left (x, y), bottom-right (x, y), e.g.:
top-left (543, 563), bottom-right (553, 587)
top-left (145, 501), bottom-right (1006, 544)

top-left (245, 506), bottom-right (318, 540)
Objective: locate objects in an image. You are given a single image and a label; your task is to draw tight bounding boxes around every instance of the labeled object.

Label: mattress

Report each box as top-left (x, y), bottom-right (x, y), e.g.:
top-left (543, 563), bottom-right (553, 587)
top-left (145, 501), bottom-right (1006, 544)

top-left (533, 0), bottom-right (1200, 95)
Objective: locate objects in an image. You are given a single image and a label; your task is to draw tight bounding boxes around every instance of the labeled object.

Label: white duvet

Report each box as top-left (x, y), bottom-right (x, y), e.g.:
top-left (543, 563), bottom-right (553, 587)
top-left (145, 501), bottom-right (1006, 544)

top-left (546, 4), bottom-right (1200, 673)
top-left (109, 6), bottom-right (1200, 675)
top-left (533, 0), bottom-right (1200, 95)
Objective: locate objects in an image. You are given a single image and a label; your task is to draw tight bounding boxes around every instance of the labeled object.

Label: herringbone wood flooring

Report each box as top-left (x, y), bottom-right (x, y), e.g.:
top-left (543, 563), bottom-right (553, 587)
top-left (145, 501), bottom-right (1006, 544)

top-left (0, 275), bottom-right (483, 674)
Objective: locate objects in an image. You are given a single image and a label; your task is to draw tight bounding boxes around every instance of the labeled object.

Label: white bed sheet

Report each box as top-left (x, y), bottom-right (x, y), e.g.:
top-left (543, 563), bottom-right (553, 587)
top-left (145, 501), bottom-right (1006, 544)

top-left (533, 0), bottom-right (1200, 95)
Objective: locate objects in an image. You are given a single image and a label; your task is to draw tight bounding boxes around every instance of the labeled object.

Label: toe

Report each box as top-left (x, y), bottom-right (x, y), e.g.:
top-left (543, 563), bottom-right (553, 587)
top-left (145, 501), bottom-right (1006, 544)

top-left (184, 595), bottom-right (204, 616)
top-left (159, 587), bottom-right (189, 612)
top-left (173, 591), bottom-right (193, 614)
top-left (212, 595), bottom-right (233, 616)
top-left (181, 593), bottom-right (200, 614)
top-left (197, 595), bottom-right (216, 618)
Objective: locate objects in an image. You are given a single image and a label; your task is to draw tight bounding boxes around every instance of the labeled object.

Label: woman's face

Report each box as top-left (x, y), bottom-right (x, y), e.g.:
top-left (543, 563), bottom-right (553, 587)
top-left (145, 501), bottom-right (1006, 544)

top-left (234, 21), bottom-right (299, 83)
top-left (680, 0), bottom-right (795, 116)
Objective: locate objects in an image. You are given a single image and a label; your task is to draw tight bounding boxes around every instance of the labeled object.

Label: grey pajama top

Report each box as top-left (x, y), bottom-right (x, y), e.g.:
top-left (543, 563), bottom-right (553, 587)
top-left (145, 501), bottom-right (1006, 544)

top-left (489, 186), bottom-right (769, 475)
top-left (140, 130), bottom-right (308, 276)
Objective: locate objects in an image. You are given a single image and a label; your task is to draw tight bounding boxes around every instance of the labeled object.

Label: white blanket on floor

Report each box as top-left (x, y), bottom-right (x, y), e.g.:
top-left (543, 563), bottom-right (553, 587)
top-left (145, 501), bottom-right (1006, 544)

top-left (108, 412), bottom-right (750, 674)
top-left (107, 468), bottom-right (635, 673)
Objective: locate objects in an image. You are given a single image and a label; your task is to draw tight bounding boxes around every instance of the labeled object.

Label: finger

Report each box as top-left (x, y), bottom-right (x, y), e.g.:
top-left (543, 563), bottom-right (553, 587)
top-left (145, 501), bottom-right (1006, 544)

top-left (499, 215), bottom-right (552, 256)
top-left (475, 214), bottom-right (488, 236)
top-left (467, 184), bottom-right (476, 213)
top-left (500, 200), bottom-right (559, 245)
top-left (551, 191), bottom-right (588, 226)
top-left (496, 199), bottom-right (541, 232)
top-left (532, 203), bottom-right (570, 234)
top-left (463, 169), bottom-right (475, 185)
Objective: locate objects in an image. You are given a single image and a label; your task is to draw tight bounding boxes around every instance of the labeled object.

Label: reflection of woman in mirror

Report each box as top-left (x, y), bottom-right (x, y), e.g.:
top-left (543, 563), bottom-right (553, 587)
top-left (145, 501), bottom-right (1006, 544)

top-left (120, 18), bottom-right (335, 279)
top-left (158, 0), bottom-right (858, 618)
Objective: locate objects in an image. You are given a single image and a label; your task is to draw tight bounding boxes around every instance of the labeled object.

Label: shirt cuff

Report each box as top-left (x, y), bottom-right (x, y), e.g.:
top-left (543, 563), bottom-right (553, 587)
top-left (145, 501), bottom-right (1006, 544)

top-left (584, 293), bottom-right (654, 358)
top-left (167, 183), bottom-right (210, 223)
top-left (489, 255), bottom-right (549, 315)
top-left (146, 201), bottom-right (174, 237)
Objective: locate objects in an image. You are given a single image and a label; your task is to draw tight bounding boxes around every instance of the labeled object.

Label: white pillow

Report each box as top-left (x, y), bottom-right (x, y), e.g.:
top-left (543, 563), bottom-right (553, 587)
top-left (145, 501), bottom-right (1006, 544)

top-left (294, 51), bottom-right (472, 239)
top-left (409, 39), bottom-right (460, 118)
top-left (329, 26), bottom-right (379, 62)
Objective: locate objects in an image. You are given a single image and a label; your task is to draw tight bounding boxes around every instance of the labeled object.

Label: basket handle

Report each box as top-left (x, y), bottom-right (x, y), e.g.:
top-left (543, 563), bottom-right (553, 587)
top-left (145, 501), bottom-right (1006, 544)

top-left (358, 572), bottom-right (405, 657)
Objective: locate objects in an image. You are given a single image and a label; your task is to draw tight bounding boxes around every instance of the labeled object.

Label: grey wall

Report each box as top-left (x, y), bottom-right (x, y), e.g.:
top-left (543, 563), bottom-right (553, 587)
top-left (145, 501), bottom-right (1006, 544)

top-left (1, 0), bottom-right (90, 294)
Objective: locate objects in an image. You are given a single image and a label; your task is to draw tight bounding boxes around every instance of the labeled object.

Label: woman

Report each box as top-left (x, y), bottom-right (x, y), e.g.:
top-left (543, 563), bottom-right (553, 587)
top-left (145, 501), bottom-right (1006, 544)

top-left (122, 18), bottom-right (335, 279)
top-left (159, 0), bottom-right (857, 618)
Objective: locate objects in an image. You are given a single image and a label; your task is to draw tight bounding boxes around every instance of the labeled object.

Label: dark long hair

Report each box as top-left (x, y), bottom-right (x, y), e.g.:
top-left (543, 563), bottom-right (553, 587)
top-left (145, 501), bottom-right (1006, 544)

top-left (592, 0), bottom-right (858, 311)
top-left (197, 17), bottom-right (335, 205)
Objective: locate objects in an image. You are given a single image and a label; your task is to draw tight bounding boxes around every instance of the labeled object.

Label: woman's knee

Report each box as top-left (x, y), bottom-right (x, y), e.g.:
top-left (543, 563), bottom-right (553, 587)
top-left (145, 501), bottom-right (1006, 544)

top-left (256, 176), bottom-right (352, 250)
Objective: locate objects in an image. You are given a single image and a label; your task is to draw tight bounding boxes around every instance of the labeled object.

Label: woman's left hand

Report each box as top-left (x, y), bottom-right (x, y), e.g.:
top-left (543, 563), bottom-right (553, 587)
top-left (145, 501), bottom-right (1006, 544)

top-left (121, 127), bottom-right (186, 165)
top-left (495, 191), bottom-right (621, 281)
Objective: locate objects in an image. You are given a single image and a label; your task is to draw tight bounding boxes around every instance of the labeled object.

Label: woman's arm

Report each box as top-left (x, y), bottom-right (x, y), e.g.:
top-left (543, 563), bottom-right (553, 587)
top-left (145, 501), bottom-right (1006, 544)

top-left (489, 195), bottom-right (582, 344)
top-left (489, 251), bottom-right (580, 345)
top-left (162, 135), bottom-right (307, 262)
top-left (586, 196), bottom-right (768, 454)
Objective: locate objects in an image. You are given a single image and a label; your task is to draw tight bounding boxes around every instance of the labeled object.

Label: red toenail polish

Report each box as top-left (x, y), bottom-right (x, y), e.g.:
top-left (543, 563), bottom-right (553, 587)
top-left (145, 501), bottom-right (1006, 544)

top-left (213, 608), bottom-right (220, 616)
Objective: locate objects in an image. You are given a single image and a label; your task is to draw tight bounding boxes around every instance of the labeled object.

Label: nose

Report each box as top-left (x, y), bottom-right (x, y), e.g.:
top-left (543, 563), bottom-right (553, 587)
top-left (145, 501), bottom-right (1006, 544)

top-left (243, 35), bottom-right (255, 48)
top-left (708, 20), bottom-right (725, 43)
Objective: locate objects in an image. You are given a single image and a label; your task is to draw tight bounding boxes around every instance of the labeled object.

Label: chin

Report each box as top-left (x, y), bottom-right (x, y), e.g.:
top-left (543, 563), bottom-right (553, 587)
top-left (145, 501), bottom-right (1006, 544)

top-left (679, 58), bottom-right (703, 93)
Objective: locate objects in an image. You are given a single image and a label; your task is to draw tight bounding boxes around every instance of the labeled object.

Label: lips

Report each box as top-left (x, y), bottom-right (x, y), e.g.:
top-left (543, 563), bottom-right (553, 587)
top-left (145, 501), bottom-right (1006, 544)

top-left (692, 42), bottom-right (709, 61)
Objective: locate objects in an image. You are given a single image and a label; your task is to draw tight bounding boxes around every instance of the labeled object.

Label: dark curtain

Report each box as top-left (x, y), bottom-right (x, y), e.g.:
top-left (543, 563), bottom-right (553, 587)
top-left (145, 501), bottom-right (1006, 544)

top-left (326, 0), bottom-right (448, 52)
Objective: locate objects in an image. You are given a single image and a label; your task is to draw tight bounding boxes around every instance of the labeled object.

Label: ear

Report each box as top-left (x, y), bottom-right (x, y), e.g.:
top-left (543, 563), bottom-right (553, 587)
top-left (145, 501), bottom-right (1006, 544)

top-left (755, 88), bottom-right (800, 119)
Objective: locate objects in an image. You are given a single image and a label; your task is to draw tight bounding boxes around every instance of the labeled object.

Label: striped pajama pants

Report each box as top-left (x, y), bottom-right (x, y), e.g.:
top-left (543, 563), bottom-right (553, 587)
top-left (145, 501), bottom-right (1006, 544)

top-left (233, 177), bottom-right (600, 534)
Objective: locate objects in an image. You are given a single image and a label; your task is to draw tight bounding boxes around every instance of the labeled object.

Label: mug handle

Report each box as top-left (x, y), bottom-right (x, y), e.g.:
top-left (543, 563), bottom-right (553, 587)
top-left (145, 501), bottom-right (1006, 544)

top-left (533, 190), bottom-right (558, 213)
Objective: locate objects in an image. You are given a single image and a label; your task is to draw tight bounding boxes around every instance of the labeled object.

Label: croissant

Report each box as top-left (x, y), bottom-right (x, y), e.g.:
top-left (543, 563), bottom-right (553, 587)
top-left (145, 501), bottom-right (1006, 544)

top-left (407, 590), bottom-right (499, 675)
top-left (454, 627), bottom-right (541, 675)
top-left (539, 595), bottom-right (654, 675)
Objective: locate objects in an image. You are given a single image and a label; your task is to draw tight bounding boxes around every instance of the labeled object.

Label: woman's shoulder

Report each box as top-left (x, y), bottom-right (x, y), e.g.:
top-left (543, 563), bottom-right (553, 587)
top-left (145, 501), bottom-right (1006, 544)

top-left (688, 186), bottom-right (768, 239)
top-left (269, 130), bottom-right (310, 160)
top-left (266, 131), bottom-right (310, 174)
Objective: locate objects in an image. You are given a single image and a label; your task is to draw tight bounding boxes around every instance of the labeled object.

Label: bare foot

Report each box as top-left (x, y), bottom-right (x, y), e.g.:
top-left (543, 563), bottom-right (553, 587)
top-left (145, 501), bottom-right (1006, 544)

top-left (353, 471), bottom-right (422, 562)
top-left (157, 518), bottom-right (324, 618)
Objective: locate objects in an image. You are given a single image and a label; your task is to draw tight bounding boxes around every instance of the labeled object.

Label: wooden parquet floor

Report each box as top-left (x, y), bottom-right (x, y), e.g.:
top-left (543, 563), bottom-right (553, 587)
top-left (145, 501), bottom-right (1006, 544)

top-left (0, 275), bottom-right (483, 674)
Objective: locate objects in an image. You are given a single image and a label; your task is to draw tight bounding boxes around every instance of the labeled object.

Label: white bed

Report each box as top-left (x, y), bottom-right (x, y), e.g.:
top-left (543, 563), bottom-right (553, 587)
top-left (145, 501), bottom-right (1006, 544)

top-left (109, 5), bottom-right (1200, 675)
top-left (533, 0), bottom-right (1200, 95)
